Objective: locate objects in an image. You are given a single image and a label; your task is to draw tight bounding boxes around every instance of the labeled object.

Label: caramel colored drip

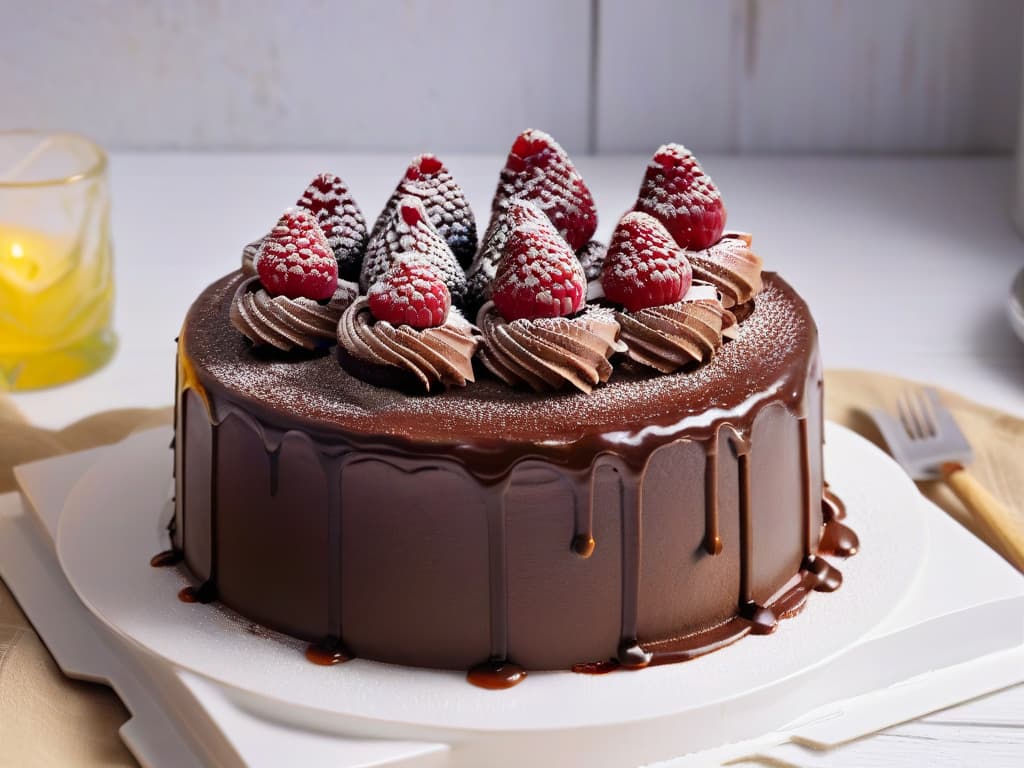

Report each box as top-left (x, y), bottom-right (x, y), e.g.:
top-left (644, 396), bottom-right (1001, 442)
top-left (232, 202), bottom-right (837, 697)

top-left (703, 445), bottom-right (722, 555)
top-left (467, 659), bottom-right (527, 690)
top-left (573, 473), bottom-right (596, 558)
top-left (305, 636), bottom-right (352, 666)
top-left (178, 582), bottom-right (217, 603)
top-left (572, 534), bottom-right (596, 558)
top-left (178, 347), bottom-right (210, 412)
top-left (150, 549), bottom-right (183, 568)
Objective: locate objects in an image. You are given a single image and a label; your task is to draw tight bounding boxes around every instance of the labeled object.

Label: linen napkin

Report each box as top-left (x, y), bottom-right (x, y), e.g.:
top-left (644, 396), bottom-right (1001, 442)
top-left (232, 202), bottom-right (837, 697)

top-left (0, 370), bottom-right (1021, 766)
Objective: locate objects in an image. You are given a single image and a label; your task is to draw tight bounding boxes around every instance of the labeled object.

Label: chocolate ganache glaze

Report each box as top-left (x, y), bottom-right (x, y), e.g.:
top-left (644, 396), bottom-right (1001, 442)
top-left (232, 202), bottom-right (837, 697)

top-left (170, 268), bottom-right (856, 682)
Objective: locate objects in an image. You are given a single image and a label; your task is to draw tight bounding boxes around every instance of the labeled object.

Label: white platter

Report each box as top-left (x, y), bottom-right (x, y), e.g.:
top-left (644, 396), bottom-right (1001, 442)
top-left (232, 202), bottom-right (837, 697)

top-left (50, 424), bottom-right (1012, 767)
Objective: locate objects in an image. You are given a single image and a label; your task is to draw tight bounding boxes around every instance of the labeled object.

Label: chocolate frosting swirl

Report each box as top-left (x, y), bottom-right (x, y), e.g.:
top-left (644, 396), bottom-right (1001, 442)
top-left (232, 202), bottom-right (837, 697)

top-left (337, 297), bottom-right (478, 392)
top-left (616, 285), bottom-right (736, 373)
top-left (688, 231), bottom-right (763, 308)
top-left (241, 238), bottom-right (262, 277)
top-left (476, 302), bottom-right (626, 394)
top-left (230, 276), bottom-right (356, 351)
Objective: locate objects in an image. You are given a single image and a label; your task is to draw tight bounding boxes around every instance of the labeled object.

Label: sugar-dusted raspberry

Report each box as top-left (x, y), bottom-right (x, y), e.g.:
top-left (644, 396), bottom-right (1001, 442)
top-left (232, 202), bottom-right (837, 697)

top-left (361, 196), bottom-right (468, 307)
top-left (256, 209), bottom-right (338, 301)
top-left (491, 212), bottom-right (587, 322)
top-left (601, 211), bottom-right (692, 312)
top-left (634, 144), bottom-right (726, 251)
top-left (368, 154), bottom-right (477, 268)
top-left (368, 259), bottom-right (451, 329)
top-left (483, 129), bottom-right (597, 251)
top-left (296, 173), bottom-right (368, 281)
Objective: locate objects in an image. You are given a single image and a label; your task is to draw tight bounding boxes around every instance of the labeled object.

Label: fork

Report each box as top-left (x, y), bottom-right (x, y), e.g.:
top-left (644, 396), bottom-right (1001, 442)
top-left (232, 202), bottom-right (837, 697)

top-left (871, 387), bottom-right (1024, 568)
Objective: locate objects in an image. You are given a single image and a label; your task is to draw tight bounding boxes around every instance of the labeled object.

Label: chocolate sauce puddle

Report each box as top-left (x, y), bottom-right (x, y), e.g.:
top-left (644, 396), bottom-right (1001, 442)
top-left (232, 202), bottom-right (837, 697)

top-left (305, 636), bottom-right (352, 666)
top-left (573, 498), bottom-right (857, 676)
top-left (467, 659), bottom-right (527, 690)
top-left (150, 549), bottom-right (183, 568)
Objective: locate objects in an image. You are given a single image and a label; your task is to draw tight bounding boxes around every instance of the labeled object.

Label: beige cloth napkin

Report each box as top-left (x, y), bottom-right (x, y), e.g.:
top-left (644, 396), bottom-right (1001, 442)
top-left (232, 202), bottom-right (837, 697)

top-left (0, 370), bottom-right (1021, 765)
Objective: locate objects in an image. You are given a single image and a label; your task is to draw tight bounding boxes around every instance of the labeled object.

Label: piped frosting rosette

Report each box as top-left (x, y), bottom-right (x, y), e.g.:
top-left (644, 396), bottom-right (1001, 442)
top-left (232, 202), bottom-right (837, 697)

top-left (616, 283), bottom-right (736, 373)
top-left (230, 210), bottom-right (356, 351)
top-left (337, 296), bottom-right (478, 392)
top-left (476, 302), bottom-right (625, 394)
top-left (601, 211), bottom-right (740, 374)
top-left (231, 276), bottom-right (357, 351)
top-left (475, 200), bottom-right (624, 394)
top-left (337, 223), bottom-right (479, 393)
top-left (687, 231), bottom-right (763, 309)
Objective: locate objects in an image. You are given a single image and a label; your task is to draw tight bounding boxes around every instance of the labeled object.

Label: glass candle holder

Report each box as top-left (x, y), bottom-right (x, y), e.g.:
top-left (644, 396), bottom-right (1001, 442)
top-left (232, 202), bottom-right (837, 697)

top-left (0, 131), bottom-right (116, 390)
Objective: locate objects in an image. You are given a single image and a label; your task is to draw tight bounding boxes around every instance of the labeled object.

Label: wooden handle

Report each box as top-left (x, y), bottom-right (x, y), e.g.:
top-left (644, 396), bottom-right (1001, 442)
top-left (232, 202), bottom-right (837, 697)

top-left (942, 463), bottom-right (1024, 571)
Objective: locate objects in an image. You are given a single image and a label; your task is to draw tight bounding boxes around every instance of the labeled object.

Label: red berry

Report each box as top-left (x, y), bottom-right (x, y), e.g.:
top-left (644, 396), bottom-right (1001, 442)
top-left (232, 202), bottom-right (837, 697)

top-left (368, 259), bottom-right (451, 329)
top-left (634, 144), bottom-right (726, 251)
top-left (296, 173), bottom-right (368, 281)
top-left (369, 154), bottom-right (477, 268)
top-left (256, 210), bottom-right (338, 301)
top-left (602, 212), bottom-right (692, 312)
top-left (361, 196), bottom-right (468, 306)
top-left (491, 214), bottom-right (587, 322)
top-left (486, 129), bottom-right (597, 251)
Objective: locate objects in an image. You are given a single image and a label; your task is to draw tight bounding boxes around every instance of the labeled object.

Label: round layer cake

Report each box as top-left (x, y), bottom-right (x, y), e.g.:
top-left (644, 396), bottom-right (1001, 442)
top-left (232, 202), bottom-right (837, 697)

top-left (171, 269), bottom-right (850, 676)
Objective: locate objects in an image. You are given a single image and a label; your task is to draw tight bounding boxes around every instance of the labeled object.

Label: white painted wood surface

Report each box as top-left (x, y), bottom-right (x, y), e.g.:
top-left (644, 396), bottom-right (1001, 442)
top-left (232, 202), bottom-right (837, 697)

top-left (0, 0), bottom-right (591, 153)
top-left (596, 0), bottom-right (1023, 153)
top-left (2, 1), bottom-right (1021, 153)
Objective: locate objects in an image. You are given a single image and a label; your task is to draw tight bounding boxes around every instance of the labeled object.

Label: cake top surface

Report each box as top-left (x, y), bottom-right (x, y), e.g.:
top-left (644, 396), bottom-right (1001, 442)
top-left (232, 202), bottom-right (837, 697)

top-left (184, 270), bottom-right (815, 450)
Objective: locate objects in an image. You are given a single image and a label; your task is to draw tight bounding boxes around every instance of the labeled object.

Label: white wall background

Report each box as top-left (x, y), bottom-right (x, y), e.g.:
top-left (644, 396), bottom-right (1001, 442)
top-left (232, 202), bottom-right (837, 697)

top-left (1, 0), bottom-right (1021, 154)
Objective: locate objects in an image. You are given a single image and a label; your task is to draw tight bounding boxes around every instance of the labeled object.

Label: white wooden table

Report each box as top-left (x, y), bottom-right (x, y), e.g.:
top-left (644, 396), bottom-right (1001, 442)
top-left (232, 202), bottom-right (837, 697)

top-left (9, 153), bottom-right (1024, 766)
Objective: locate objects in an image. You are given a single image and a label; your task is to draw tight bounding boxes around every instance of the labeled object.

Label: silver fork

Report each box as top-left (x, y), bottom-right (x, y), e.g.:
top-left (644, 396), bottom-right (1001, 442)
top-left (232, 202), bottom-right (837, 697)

top-left (871, 387), bottom-right (1024, 568)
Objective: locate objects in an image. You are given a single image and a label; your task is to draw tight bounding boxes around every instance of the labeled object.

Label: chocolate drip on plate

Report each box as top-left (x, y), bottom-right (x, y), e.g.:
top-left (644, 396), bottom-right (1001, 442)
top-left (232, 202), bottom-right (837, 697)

top-left (467, 659), bottom-right (527, 690)
top-left (150, 549), bottom-right (183, 568)
top-left (305, 636), bottom-right (352, 666)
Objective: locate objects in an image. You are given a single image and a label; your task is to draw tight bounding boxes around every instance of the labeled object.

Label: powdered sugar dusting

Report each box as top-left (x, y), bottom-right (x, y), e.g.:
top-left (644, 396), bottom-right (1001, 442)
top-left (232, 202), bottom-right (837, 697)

top-left (189, 272), bottom-right (811, 446)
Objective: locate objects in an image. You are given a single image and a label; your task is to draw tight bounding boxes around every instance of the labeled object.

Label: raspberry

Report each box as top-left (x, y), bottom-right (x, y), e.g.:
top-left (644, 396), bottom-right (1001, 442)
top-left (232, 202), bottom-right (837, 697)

top-left (368, 259), bottom-right (451, 329)
top-left (369, 154), bottom-right (477, 268)
top-left (601, 211), bottom-right (692, 312)
top-left (634, 144), bottom-right (726, 251)
top-left (296, 173), bottom-right (368, 281)
top-left (256, 210), bottom-right (338, 301)
top-left (483, 129), bottom-right (597, 251)
top-left (360, 196), bottom-right (468, 307)
top-left (466, 197), bottom-right (564, 310)
top-left (491, 213), bottom-right (587, 322)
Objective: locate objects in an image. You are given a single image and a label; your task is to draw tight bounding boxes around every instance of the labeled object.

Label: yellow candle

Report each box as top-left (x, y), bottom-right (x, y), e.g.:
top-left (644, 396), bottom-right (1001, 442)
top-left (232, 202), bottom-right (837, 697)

top-left (0, 223), bottom-right (114, 387)
top-left (0, 130), bottom-right (116, 390)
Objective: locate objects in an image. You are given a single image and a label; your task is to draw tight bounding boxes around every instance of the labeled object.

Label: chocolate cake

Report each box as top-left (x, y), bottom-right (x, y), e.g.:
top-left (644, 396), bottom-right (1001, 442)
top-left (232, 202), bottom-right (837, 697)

top-left (165, 132), bottom-right (858, 688)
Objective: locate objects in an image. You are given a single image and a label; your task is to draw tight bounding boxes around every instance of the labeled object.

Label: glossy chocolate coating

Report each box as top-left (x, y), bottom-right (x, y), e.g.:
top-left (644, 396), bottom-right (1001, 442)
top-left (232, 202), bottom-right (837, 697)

top-left (172, 271), bottom-right (850, 674)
